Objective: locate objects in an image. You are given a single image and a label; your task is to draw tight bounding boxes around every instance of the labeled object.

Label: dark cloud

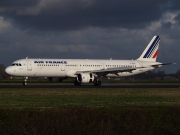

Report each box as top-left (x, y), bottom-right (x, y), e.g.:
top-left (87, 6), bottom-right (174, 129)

top-left (0, 0), bottom-right (39, 8)
top-left (0, 0), bottom-right (180, 74)
top-left (162, 22), bottom-right (172, 28)
top-left (167, 0), bottom-right (180, 11)
top-left (175, 13), bottom-right (180, 26)
top-left (1, 0), bottom-right (179, 31)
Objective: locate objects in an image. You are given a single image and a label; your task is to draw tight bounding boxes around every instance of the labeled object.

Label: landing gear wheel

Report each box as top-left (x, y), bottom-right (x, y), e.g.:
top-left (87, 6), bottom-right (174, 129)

top-left (74, 80), bottom-right (81, 86)
top-left (23, 82), bottom-right (27, 86)
top-left (94, 80), bottom-right (101, 86)
top-left (23, 77), bottom-right (28, 86)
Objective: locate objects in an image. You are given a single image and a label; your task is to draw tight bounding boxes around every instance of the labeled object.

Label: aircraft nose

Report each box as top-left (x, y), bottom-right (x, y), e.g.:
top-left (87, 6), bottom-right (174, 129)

top-left (5, 67), bottom-right (13, 75)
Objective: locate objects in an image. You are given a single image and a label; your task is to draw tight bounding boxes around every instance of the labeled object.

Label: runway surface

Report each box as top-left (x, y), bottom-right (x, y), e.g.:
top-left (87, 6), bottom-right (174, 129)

top-left (1, 84), bottom-right (180, 88)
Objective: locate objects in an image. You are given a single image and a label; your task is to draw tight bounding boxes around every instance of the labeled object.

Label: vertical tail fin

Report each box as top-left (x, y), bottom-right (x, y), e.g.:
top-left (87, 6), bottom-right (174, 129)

top-left (137, 35), bottom-right (160, 62)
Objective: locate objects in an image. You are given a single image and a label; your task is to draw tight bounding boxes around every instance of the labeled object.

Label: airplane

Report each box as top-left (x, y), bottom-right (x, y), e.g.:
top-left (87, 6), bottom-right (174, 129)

top-left (5, 35), bottom-right (174, 86)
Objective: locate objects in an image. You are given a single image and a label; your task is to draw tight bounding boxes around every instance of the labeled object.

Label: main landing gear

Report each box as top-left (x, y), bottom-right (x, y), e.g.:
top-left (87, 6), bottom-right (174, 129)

top-left (74, 79), bottom-right (81, 86)
top-left (94, 79), bottom-right (101, 86)
top-left (74, 79), bottom-right (101, 86)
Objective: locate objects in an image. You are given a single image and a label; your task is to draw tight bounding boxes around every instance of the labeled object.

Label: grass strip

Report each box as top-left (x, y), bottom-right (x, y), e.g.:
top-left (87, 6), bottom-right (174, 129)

top-left (0, 88), bottom-right (180, 107)
top-left (0, 107), bottom-right (180, 135)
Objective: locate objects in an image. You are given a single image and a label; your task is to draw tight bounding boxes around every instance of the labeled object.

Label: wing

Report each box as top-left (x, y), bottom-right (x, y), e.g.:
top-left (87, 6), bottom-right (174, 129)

top-left (75, 67), bottom-right (143, 77)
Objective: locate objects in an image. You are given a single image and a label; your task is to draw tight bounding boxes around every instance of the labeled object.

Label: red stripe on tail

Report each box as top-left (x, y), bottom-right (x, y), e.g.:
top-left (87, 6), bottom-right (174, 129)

top-left (152, 50), bottom-right (158, 58)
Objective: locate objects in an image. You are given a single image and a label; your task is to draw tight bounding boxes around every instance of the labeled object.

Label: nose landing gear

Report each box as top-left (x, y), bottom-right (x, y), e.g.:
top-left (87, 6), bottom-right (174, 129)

top-left (23, 77), bottom-right (28, 86)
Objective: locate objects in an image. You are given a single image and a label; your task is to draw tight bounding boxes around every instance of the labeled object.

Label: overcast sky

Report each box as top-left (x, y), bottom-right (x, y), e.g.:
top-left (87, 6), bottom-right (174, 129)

top-left (0, 0), bottom-right (180, 73)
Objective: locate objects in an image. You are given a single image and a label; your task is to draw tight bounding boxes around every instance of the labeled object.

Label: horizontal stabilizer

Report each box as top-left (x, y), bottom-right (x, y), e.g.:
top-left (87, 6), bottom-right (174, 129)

top-left (151, 63), bottom-right (176, 68)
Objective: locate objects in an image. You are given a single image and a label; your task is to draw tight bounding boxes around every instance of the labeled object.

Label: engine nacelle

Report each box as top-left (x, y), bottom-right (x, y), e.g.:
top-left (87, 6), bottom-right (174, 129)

top-left (77, 73), bottom-right (94, 83)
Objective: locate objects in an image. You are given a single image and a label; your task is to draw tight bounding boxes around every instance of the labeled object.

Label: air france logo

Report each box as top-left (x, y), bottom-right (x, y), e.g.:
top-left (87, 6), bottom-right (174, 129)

top-left (34, 61), bottom-right (67, 64)
top-left (143, 36), bottom-right (160, 59)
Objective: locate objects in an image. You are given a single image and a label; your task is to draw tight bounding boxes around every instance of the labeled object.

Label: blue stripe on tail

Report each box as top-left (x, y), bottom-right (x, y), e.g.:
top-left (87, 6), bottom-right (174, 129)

top-left (147, 39), bottom-right (159, 58)
top-left (143, 36), bottom-right (160, 58)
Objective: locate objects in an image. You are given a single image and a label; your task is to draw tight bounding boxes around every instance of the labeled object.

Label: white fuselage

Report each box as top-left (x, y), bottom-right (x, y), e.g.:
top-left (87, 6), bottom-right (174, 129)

top-left (5, 58), bottom-right (160, 78)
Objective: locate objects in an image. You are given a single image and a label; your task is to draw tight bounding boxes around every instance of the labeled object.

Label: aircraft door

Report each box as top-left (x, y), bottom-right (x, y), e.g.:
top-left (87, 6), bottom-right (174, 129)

top-left (61, 64), bottom-right (65, 71)
top-left (102, 63), bottom-right (106, 69)
top-left (27, 60), bottom-right (32, 71)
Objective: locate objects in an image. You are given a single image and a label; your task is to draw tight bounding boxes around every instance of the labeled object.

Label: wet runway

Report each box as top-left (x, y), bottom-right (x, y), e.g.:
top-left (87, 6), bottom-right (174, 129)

top-left (1, 84), bottom-right (180, 88)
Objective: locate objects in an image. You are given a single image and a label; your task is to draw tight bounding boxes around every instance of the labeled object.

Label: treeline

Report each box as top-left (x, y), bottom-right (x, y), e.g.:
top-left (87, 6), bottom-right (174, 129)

top-left (134, 70), bottom-right (176, 80)
top-left (0, 64), bottom-right (6, 79)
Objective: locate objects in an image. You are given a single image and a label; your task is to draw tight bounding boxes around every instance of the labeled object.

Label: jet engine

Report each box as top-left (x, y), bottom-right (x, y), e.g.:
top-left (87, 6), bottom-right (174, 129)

top-left (77, 73), bottom-right (95, 83)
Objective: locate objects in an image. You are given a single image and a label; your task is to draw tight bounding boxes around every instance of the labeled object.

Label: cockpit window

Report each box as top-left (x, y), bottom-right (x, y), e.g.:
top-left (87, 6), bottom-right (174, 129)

top-left (11, 63), bottom-right (22, 66)
top-left (11, 63), bottom-right (16, 66)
